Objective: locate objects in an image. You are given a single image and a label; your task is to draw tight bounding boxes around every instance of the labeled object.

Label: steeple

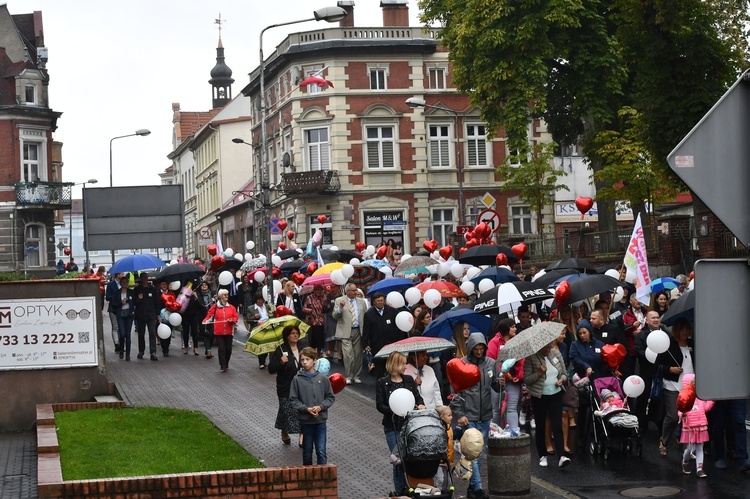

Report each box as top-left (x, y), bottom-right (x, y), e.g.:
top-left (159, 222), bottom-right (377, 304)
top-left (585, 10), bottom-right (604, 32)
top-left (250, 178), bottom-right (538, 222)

top-left (209, 14), bottom-right (234, 109)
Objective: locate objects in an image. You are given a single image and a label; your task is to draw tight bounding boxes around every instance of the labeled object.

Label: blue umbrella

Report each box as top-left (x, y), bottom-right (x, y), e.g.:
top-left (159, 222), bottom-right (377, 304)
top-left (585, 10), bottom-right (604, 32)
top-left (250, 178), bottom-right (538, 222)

top-left (366, 277), bottom-right (413, 296)
top-left (651, 277), bottom-right (681, 293)
top-left (361, 259), bottom-right (389, 269)
top-left (469, 266), bottom-right (520, 286)
top-left (423, 307), bottom-right (492, 340)
top-left (109, 254), bottom-right (164, 274)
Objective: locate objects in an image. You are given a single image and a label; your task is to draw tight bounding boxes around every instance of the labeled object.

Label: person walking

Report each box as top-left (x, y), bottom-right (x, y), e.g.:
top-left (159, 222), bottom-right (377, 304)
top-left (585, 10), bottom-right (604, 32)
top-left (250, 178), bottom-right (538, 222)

top-left (289, 347), bottom-right (335, 466)
top-left (202, 289), bottom-right (238, 372)
top-left (111, 275), bottom-right (135, 361)
top-left (634, 311), bottom-right (667, 434)
top-left (276, 280), bottom-right (304, 319)
top-left (301, 285), bottom-right (331, 360)
top-left (679, 374), bottom-right (713, 477)
top-left (105, 272), bottom-right (124, 353)
top-left (658, 318), bottom-right (694, 457)
top-left (363, 292), bottom-right (402, 379)
top-left (404, 351), bottom-right (442, 409)
top-left (133, 272), bottom-right (160, 361)
top-left (195, 281), bottom-right (215, 358)
top-left (332, 283), bottom-right (366, 384)
top-left (248, 292), bottom-right (275, 369)
top-left (182, 283), bottom-right (206, 356)
top-left (269, 325), bottom-right (307, 447)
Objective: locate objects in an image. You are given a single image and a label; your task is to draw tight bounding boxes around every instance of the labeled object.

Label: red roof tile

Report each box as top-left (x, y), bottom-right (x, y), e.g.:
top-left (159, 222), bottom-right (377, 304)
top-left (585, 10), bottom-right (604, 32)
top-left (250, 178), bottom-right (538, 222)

top-left (174, 109), bottom-right (221, 141)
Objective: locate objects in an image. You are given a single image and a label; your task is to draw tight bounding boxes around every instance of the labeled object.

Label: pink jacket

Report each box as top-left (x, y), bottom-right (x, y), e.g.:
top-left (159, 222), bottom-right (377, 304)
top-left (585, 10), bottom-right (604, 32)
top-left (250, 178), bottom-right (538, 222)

top-left (678, 374), bottom-right (714, 428)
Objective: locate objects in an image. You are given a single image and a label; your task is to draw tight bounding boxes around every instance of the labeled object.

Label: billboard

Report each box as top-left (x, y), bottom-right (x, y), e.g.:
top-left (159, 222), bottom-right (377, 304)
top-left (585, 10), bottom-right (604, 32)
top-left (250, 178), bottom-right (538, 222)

top-left (84, 185), bottom-right (185, 251)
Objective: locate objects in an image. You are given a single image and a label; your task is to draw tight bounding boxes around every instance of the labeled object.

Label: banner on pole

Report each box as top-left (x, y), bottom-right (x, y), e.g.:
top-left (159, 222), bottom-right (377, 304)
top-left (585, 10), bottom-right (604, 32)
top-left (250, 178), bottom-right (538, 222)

top-left (623, 213), bottom-right (652, 305)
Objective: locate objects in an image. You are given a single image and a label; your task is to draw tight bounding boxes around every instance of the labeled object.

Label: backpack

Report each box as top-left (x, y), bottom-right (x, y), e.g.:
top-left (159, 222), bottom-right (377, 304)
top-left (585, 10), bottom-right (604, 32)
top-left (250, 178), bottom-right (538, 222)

top-left (400, 409), bottom-right (448, 463)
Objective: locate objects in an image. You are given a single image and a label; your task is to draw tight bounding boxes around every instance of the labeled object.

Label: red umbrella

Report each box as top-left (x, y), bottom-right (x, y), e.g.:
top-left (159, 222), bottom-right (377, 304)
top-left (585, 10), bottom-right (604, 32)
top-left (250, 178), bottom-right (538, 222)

top-left (416, 280), bottom-right (465, 298)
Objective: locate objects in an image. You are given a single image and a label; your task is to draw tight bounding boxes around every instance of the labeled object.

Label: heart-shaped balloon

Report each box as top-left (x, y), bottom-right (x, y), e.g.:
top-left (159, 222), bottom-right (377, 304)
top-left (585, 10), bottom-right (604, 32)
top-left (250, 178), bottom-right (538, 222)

top-left (317, 214), bottom-right (328, 224)
top-left (496, 253), bottom-right (508, 266)
top-left (376, 245), bottom-right (388, 260)
top-left (275, 305), bottom-right (293, 318)
top-left (677, 382), bottom-right (696, 413)
top-left (423, 240), bottom-right (438, 253)
top-left (439, 245), bottom-right (453, 261)
top-left (465, 238), bottom-right (479, 248)
top-left (161, 293), bottom-right (175, 306)
top-left (511, 243), bottom-right (527, 261)
top-left (575, 197), bottom-right (594, 218)
top-left (292, 272), bottom-right (306, 286)
top-left (167, 300), bottom-right (181, 312)
top-left (287, 230), bottom-right (295, 240)
top-left (329, 373), bottom-right (346, 394)
top-left (272, 268), bottom-right (282, 279)
top-left (307, 262), bottom-right (317, 275)
top-left (555, 280), bottom-right (570, 307)
top-left (475, 222), bottom-right (490, 241)
top-left (355, 241), bottom-right (366, 252)
top-left (210, 255), bottom-right (226, 271)
top-left (602, 343), bottom-right (626, 369)
top-left (464, 231), bottom-right (475, 242)
top-left (277, 220), bottom-right (288, 231)
top-left (446, 358), bottom-right (481, 393)
top-left (207, 244), bottom-right (218, 256)
top-left (278, 242), bottom-right (287, 250)
top-left (459, 247), bottom-right (468, 256)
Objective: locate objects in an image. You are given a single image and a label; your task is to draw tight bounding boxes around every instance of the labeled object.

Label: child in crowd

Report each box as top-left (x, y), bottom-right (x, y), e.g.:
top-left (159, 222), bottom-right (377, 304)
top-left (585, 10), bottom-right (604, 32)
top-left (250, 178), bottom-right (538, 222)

top-left (289, 347), bottom-right (336, 466)
top-left (679, 374), bottom-right (713, 478)
top-left (434, 405), bottom-right (454, 490)
top-left (595, 389), bottom-right (625, 415)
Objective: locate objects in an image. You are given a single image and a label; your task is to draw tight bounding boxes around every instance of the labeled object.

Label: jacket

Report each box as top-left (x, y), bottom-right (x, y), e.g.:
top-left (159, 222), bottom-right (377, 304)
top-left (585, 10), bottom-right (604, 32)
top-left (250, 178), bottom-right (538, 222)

top-left (404, 363), bottom-right (442, 409)
top-left (268, 340), bottom-right (308, 397)
top-left (202, 303), bottom-right (238, 335)
top-left (363, 305), bottom-right (403, 354)
top-left (105, 279), bottom-right (121, 313)
top-left (289, 370), bottom-right (335, 424)
top-left (569, 321), bottom-right (607, 379)
top-left (634, 326), bottom-right (667, 378)
top-left (134, 283), bottom-right (160, 321)
top-left (375, 374), bottom-right (424, 431)
top-left (332, 296), bottom-right (367, 340)
top-left (111, 287), bottom-right (136, 317)
top-left (678, 374), bottom-right (713, 428)
top-left (451, 333), bottom-right (500, 422)
top-left (523, 348), bottom-right (567, 399)
top-left (276, 292), bottom-right (304, 319)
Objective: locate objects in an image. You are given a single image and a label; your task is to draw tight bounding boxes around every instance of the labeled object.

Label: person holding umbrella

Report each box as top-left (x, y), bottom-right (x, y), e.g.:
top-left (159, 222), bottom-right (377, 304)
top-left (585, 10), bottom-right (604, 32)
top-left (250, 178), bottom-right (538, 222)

top-left (268, 325), bottom-right (307, 447)
top-left (404, 351), bottom-right (442, 409)
top-left (202, 289), bottom-right (238, 372)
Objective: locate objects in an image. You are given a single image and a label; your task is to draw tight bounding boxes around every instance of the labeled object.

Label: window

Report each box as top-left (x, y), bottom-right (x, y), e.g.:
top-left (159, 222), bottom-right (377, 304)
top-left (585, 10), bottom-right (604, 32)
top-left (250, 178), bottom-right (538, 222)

top-left (57, 237), bottom-right (69, 258)
top-left (309, 215), bottom-right (333, 248)
top-left (466, 125), bottom-right (488, 167)
top-left (428, 67), bottom-right (446, 90)
top-left (25, 224), bottom-right (44, 267)
top-left (23, 143), bottom-right (40, 182)
top-left (370, 68), bottom-right (386, 90)
top-left (25, 85), bottom-right (36, 105)
top-left (303, 66), bottom-right (324, 94)
top-left (429, 125), bottom-right (451, 168)
top-left (366, 126), bottom-right (395, 169)
top-left (306, 128), bottom-right (330, 171)
top-left (432, 209), bottom-right (455, 246)
top-left (511, 206), bottom-right (533, 234)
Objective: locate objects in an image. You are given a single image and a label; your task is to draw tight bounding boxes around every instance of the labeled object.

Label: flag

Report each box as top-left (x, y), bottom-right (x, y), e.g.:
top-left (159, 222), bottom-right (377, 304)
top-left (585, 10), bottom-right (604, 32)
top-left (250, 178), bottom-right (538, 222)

top-left (623, 213), bottom-right (652, 305)
top-left (316, 247), bottom-right (325, 267)
top-left (216, 232), bottom-right (224, 256)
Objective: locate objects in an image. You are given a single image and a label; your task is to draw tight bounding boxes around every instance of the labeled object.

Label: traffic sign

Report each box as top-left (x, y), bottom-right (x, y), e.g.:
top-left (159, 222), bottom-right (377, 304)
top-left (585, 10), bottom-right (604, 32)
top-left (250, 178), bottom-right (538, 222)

top-left (269, 217), bottom-right (282, 235)
top-left (476, 209), bottom-right (501, 234)
top-left (198, 226), bottom-right (212, 239)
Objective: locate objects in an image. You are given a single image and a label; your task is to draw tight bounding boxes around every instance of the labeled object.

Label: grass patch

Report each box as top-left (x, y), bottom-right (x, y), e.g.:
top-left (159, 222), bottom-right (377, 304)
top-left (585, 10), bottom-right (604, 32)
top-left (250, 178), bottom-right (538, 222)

top-left (55, 407), bottom-right (263, 480)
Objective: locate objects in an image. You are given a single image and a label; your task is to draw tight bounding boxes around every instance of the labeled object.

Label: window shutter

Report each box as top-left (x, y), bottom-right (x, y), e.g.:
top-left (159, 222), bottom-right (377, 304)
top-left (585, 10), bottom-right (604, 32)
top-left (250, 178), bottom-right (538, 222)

top-left (320, 142), bottom-right (330, 171)
top-left (367, 142), bottom-right (379, 169)
top-left (382, 142), bottom-right (394, 168)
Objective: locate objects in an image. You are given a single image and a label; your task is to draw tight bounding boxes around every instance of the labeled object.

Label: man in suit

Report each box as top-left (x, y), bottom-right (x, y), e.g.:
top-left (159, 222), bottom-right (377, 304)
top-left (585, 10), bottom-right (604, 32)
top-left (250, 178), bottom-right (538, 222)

top-left (363, 292), bottom-right (402, 379)
top-left (105, 273), bottom-right (124, 352)
top-left (332, 283), bottom-right (366, 384)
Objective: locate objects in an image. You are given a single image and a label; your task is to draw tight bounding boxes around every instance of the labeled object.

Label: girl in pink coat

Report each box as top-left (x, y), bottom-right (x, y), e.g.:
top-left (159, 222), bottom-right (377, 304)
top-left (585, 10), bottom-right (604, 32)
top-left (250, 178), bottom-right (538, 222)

top-left (679, 374), bottom-right (714, 477)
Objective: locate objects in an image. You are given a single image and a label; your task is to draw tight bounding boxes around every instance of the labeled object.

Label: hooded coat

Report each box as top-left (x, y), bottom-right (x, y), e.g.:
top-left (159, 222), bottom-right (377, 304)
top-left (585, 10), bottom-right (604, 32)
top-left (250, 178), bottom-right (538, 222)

top-left (451, 333), bottom-right (500, 422)
top-left (570, 319), bottom-right (608, 379)
top-left (289, 369), bottom-right (335, 424)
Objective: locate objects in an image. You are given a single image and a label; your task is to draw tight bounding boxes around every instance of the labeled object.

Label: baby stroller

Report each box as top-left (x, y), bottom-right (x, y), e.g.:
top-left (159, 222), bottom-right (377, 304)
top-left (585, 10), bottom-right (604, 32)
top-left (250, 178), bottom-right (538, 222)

top-left (396, 409), bottom-right (455, 498)
top-left (588, 376), bottom-right (642, 459)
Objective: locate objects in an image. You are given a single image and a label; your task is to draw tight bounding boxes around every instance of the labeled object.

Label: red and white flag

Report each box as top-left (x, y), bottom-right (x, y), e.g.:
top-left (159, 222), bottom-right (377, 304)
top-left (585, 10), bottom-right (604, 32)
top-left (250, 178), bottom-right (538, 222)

top-left (623, 213), bottom-right (652, 305)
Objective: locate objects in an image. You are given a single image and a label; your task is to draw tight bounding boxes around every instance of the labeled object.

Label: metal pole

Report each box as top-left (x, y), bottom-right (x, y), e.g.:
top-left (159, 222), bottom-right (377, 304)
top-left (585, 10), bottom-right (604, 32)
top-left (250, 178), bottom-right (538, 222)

top-left (69, 203), bottom-right (73, 263)
top-left (259, 28), bottom-right (274, 305)
top-left (454, 112), bottom-right (464, 226)
top-left (83, 184), bottom-right (89, 268)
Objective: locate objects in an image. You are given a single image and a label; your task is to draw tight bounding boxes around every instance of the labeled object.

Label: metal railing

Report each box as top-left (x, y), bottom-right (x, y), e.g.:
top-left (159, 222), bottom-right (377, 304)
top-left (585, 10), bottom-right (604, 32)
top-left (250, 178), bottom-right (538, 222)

top-left (281, 170), bottom-right (340, 195)
top-left (15, 181), bottom-right (73, 207)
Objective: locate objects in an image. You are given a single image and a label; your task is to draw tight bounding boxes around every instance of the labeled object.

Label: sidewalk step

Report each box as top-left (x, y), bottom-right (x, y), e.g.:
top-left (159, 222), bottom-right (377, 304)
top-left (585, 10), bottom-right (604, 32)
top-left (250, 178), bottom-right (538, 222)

top-left (94, 395), bottom-right (121, 403)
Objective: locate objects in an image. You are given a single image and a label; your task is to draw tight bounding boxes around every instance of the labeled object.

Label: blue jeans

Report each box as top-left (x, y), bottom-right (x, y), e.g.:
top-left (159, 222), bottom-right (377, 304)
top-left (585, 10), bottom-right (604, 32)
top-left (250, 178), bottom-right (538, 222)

top-left (301, 423), bottom-right (327, 465)
top-left (467, 420), bottom-right (490, 492)
top-left (116, 314), bottom-right (133, 356)
top-left (385, 429), bottom-right (406, 494)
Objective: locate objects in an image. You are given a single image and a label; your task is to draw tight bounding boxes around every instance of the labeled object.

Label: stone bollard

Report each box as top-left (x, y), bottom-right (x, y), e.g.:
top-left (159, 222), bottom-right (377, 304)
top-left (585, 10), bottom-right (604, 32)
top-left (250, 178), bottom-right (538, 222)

top-left (487, 434), bottom-right (531, 496)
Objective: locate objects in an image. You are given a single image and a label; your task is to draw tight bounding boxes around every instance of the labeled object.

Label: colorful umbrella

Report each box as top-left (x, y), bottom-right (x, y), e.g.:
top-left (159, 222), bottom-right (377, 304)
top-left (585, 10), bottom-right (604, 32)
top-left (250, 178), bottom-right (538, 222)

top-left (361, 259), bottom-right (389, 269)
top-left (650, 277), bottom-right (681, 293)
top-left (314, 262), bottom-right (345, 275)
top-left (109, 254), bottom-right (164, 274)
top-left (423, 307), bottom-right (492, 340)
top-left (416, 280), bottom-right (465, 298)
top-left (497, 322), bottom-right (566, 361)
top-left (350, 264), bottom-right (383, 286)
top-left (374, 336), bottom-right (456, 359)
top-left (243, 316), bottom-right (310, 356)
top-left (394, 256), bottom-right (439, 276)
top-left (302, 273), bottom-right (335, 288)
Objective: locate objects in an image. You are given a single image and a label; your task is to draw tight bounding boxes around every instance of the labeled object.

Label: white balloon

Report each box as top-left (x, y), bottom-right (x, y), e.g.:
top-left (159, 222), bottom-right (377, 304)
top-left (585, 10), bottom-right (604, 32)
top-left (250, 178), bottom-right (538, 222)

top-left (341, 264), bottom-right (355, 279)
top-left (478, 278), bottom-right (495, 294)
top-left (400, 253), bottom-right (412, 262)
top-left (218, 271), bottom-right (233, 286)
top-left (235, 254), bottom-right (244, 261)
top-left (157, 323), bottom-right (172, 340)
top-left (386, 291), bottom-right (405, 309)
top-left (273, 280), bottom-right (282, 295)
top-left (380, 266), bottom-right (393, 276)
top-left (262, 286), bottom-right (270, 301)
top-left (272, 255), bottom-right (282, 267)
top-left (605, 269), bottom-right (620, 279)
top-left (244, 253), bottom-right (253, 261)
top-left (388, 387), bottom-right (416, 417)
top-left (431, 251), bottom-right (440, 261)
top-left (169, 280), bottom-right (181, 291)
top-left (613, 286), bottom-right (625, 302)
top-left (687, 279), bottom-right (694, 291)
top-left (623, 375), bottom-right (646, 398)
top-left (423, 289), bottom-right (442, 309)
top-left (466, 267), bottom-right (481, 280)
top-left (646, 330), bottom-right (670, 354)
top-left (169, 259), bottom-right (178, 265)
top-left (366, 245), bottom-right (376, 256)
top-left (253, 271), bottom-right (266, 283)
top-left (258, 253), bottom-right (267, 261)
top-left (645, 348), bottom-right (658, 364)
top-left (404, 287), bottom-right (422, 305)
top-left (246, 240), bottom-right (255, 251)
top-left (329, 245), bottom-right (339, 251)
top-left (624, 268), bottom-right (637, 283)
top-left (350, 258), bottom-right (361, 265)
top-left (331, 269), bottom-right (348, 285)
top-left (437, 262), bottom-right (450, 277)
top-left (460, 281), bottom-right (475, 296)
top-left (395, 311), bottom-right (415, 333)
top-left (451, 264), bottom-right (465, 279)
top-left (224, 248), bottom-right (234, 258)
top-left (168, 313), bottom-right (182, 327)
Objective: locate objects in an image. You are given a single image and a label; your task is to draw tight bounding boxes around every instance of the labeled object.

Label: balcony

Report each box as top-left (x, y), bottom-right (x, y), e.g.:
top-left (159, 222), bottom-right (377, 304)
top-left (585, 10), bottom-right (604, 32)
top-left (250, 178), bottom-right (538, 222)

top-left (281, 170), bottom-right (340, 196)
top-left (15, 181), bottom-right (73, 208)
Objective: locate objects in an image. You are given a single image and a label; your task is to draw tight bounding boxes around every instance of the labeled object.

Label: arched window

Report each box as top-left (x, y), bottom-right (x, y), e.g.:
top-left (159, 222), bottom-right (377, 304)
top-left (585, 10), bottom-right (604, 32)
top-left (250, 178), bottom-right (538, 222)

top-left (25, 223), bottom-right (45, 267)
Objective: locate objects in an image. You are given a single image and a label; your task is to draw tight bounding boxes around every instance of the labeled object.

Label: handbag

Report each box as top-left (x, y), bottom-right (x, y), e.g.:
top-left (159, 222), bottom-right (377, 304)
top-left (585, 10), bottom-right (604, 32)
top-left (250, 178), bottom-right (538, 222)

top-left (561, 380), bottom-right (579, 408)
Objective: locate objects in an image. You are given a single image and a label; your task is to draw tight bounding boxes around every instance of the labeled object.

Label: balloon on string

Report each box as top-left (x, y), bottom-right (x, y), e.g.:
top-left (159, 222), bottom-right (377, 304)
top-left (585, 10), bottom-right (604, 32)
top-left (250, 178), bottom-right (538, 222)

top-left (273, 280), bottom-right (282, 295)
top-left (613, 286), bottom-right (625, 302)
top-left (218, 271), bottom-right (233, 286)
top-left (624, 268), bottom-right (637, 283)
top-left (460, 281), bottom-right (475, 296)
top-left (170, 280), bottom-right (181, 291)
top-left (157, 323), bottom-right (172, 340)
top-left (451, 263), bottom-right (465, 279)
top-left (386, 291), bottom-right (405, 309)
top-left (404, 287), bottom-right (422, 305)
top-left (400, 253), bottom-right (411, 262)
top-left (272, 255), bottom-right (282, 267)
top-left (169, 259), bottom-right (178, 265)
top-left (605, 269), bottom-right (620, 280)
top-left (423, 289), bottom-right (442, 309)
top-left (388, 388), bottom-right (416, 417)
top-left (366, 245), bottom-right (376, 256)
top-left (244, 253), bottom-right (253, 261)
top-left (224, 248), bottom-right (234, 258)
top-left (645, 348), bottom-right (658, 364)
top-left (314, 358), bottom-right (331, 375)
top-left (246, 240), bottom-right (255, 251)
top-left (437, 262), bottom-right (450, 277)
top-left (168, 313), bottom-right (182, 327)
top-left (341, 264), bottom-right (355, 279)
top-left (380, 266), bottom-right (393, 276)
top-left (646, 330), bottom-right (670, 354)
top-left (330, 245), bottom-right (339, 251)
top-left (350, 258), bottom-right (360, 265)
top-left (623, 375), bottom-right (646, 397)
top-left (465, 267), bottom-right (481, 280)
top-left (478, 278), bottom-right (495, 294)
top-left (330, 269), bottom-right (348, 286)
top-left (253, 271), bottom-right (266, 283)
top-left (395, 311), bottom-right (414, 332)
top-left (329, 373), bottom-right (346, 394)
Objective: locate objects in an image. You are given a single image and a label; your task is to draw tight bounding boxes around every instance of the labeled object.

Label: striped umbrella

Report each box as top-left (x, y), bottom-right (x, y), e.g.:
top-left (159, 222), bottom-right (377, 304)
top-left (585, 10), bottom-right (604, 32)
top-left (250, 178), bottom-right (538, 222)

top-left (243, 316), bottom-right (310, 356)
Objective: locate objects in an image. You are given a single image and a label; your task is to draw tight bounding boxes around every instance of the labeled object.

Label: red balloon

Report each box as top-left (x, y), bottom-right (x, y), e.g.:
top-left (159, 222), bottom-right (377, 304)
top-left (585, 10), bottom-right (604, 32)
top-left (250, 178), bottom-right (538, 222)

top-left (272, 268), bottom-right (282, 279)
top-left (465, 238), bottom-right (480, 248)
top-left (511, 243), bottom-right (527, 264)
top-left (464, 231), bottom-right (475, 242)
top-left (376, 245), bottom-right (388, 259)
top-left (423, 240), bottom-right (438, 253)
top-left (286, 230), bottom-right (295, 240)
top-left (329, 373), bottom-right (346, 394)
top-left (689, 271), bottom-right (695, 280)
top-left (317, 214), bottom-right (328, 224)
top-left (575, 197), bottom-right (594, 218)
top-left (439, 245), bottom-right (453, 261)
top-left (496, 253), bottom-right (509, 266)
top-left (601, 343), bottom-right (626, 369)
top-left (210, 255), bottom-right (226, 271)
top-left (555, 280), bottom-right (571, 307)
top-left (307, 262), bottom-right (317, 276)
top-left (459, 247), bottom-right (468, 256)
top-left (446, 358), bottom-right (481, 393)
top-left (677, 383), bottom-right (696, 413)
top-left (278, 242), bottom-right (287, 250)
top-left (278, 220), bottom-right (288, 231)
top-left (207, 244), bottom-right (218, 256)
top-left (161, 293), bottom-right (174, 306)
top-left (275, 305), bottom-right (292, 318)
top-left (167, 300), bottom-right (181, 313)
top-left (292, 272), bottom-right (306, 286)
top-left (63, 247), bottom-right (72, 256)
top-left (355, 241), bottom-right (366, 252)
top-left (475, 222), bottom-right (491, 241)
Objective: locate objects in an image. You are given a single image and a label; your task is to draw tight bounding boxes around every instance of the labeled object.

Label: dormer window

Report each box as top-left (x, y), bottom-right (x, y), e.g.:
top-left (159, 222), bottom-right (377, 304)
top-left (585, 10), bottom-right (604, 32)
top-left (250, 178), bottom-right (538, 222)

top-left (25, 85), bottom-right (36, 106)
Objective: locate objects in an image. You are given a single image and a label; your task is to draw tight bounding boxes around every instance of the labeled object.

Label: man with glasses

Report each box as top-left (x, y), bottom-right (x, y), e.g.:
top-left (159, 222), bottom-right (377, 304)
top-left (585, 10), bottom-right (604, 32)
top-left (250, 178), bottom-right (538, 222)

top-left (332, 284), bottom-right (366, 384)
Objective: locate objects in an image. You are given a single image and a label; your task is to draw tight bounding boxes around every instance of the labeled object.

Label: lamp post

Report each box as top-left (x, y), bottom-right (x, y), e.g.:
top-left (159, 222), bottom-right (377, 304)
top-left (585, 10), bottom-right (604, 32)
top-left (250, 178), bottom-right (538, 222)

top-left (243, 6), bottom-right (347, 303)
top-left (109, 128), bottom-right (150, 266)
top-left (68, 179), bottom-right (98, 270)
top-left (406, 97), bottom-right (465, 226)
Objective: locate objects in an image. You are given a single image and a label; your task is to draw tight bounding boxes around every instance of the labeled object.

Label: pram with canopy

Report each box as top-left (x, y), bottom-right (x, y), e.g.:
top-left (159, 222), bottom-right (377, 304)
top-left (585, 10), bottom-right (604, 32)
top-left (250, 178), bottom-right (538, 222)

top-left (587, 376), bottom-right (642, 459)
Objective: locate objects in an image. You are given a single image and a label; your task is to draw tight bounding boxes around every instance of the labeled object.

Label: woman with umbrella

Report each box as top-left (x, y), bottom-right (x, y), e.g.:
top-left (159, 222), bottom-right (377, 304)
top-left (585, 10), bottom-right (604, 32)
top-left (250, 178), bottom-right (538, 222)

top-left (247, 292), bottom-right (275, 369)
top-left (202, 289), bottom-right (238, 372)
top-left (276, 280), bottom-right (304, 319)
top-left (268, 325), bottom-right (308, 447)
top-left (404, 351), bottom-right (442, 409)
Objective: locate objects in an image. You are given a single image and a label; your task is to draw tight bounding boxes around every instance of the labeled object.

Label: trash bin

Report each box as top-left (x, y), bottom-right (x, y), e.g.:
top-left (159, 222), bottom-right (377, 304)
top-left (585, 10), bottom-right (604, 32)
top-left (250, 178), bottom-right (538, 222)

top-left (487, 434), bottom-right (531, 495)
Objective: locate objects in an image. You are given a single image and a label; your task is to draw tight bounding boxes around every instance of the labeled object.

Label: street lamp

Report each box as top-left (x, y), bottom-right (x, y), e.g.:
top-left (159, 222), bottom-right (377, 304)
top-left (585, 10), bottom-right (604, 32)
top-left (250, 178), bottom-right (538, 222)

top-left (247, 6), bottom-right (347, 303)
top-left (406, 97), bottom-right (465, 226)
top-left (68, 179), bottom-right (98, 270)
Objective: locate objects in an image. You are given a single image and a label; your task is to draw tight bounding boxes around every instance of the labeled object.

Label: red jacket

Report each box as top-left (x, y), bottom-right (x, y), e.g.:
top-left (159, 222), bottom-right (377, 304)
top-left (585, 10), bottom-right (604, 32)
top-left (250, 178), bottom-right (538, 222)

top-left (203, 303), bottom-right (238, 335)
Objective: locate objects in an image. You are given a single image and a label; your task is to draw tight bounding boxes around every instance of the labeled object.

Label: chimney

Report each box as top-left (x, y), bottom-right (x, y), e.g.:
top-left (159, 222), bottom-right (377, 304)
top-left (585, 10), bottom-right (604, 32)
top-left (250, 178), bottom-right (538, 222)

top-left (337, 1), bottom-right (355, 27)
top-left (381, 0), bottom-right (409, 27)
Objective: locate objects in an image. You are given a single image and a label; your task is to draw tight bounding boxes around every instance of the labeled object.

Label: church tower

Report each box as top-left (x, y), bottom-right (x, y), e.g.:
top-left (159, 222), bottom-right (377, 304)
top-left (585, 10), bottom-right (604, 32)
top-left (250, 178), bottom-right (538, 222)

top-left (209, 15), bottom-right (234, 109)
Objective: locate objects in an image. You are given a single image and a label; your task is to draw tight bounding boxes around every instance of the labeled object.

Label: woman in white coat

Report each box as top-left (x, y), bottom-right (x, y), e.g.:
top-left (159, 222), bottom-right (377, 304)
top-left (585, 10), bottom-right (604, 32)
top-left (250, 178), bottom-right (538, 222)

top-left (404, 351), bottom-right (443, 409)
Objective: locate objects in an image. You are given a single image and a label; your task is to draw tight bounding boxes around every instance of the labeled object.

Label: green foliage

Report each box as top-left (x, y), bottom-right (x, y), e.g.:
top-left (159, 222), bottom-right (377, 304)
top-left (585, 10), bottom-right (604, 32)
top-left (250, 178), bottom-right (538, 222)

top-left (54, 272), bottom-right (86, 280)
top-left (0, 272), bottom-right (36, 282)
top-left (55, 407), bottom-right (263, 480)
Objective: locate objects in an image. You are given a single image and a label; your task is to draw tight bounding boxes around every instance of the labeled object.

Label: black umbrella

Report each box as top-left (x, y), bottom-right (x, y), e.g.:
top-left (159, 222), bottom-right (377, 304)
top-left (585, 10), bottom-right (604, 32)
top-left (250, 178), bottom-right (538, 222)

top-left (532, 269), bottom-right (584, 288)
top-left (459, 245), bottom-right (518, 266)
top-left (319, 249), bottom-right (340, 262)
top-left (566, 274), bottom-right (623, 303)
top-left (469, 266), bottom-right (520, 286)
top-left (336, 249), bottom-right (362, 263)
top-left (279, 260), bottom-right (305, 273)
top-left (218, 258), bottom-right (243, 274)
top-left (661, 290), bottom-right (694, 325)
top-left (473, 281), bottom-right (554, 315)
top-left (153, 263), bottom-right (206, 283)
top-left (546, 258), bottom-right (597, 273)
top-left (275, 249), bottom-right (301, 260)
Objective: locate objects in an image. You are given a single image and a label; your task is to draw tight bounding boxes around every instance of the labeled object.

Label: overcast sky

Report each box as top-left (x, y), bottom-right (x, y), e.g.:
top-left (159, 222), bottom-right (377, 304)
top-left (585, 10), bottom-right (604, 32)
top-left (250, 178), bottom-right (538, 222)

top-left (8, 0), bottom-right (423, 197)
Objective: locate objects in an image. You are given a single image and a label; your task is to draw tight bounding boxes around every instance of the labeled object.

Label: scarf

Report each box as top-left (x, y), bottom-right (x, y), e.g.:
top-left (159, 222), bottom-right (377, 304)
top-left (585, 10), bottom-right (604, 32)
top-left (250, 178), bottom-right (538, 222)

top-left (307, 294), bottom-right (326, 326)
